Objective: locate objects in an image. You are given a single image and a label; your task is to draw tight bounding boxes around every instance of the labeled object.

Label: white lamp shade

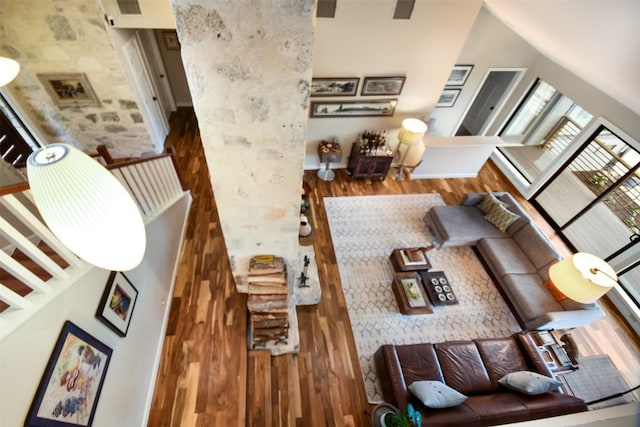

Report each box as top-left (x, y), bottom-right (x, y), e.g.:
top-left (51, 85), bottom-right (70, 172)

top-left (548, 252), bottom-right (617, 304)
top-left (398, 118), bottom-right (427, 145)
top-left (397, 140), bottom-right (426, 167)
top-left (0, 57), bottom-right (20, 86)
top-left (27, 144), bottom-right (146, 271)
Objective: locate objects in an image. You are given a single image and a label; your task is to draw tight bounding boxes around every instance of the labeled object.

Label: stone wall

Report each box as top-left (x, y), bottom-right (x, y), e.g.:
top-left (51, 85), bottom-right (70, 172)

top-left (0, 0), bottom-right (154, 157)
top-left (171, 0), bottom-right (314, 287)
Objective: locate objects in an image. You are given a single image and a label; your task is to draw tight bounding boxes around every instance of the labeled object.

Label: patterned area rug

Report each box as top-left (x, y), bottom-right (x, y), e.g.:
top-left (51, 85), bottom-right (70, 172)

top-left (324, 194), bottom-right (522, 403)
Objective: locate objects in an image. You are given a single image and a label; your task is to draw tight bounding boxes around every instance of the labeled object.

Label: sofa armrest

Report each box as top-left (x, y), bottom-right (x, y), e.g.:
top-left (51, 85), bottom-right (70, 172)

top-left (374, 345), bottom-right (410, 409)
top-left (515, 333), bottom-right (555, 378)
top-left (526, 308), bottom-right (606, 331)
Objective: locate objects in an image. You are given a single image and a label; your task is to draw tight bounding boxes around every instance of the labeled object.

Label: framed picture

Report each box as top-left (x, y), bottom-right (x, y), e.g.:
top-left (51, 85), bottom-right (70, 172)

top-left (310, 99), bottom-right (397, 118)
top-left (96, 271), bottom-right (138, 337)
top-left (436, 88), bottom-right (461, 108)
top-left (310, 77), bottom-right (359, 96)
top-left (25, 321), bottom-right (112, 426)
top-left (446, 64), bottom-right (473, 86)
top-left (361, 76), bottom-right (406, 96)
top-left (37, 73), bottom-right (100, 108)
top-left (162, 30), bottom-right (181, 50)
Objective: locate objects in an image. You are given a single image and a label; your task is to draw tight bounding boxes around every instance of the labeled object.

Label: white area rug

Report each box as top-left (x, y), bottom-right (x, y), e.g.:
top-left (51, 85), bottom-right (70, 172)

top-left (324, 194), bottom-right (521, 403)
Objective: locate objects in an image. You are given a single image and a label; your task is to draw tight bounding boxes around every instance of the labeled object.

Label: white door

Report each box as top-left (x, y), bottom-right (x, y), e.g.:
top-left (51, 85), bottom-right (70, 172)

top-left (122, 33), bottom-right (169, 153)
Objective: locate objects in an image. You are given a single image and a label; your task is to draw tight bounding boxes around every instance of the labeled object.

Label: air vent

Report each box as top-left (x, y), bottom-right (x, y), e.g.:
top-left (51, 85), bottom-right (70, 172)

top-left (117, 0), bottom-right (142, 15)
top-left (317, 0), bottom-right (337, 18)
top-left (393, 0), bottom-right (415, 20)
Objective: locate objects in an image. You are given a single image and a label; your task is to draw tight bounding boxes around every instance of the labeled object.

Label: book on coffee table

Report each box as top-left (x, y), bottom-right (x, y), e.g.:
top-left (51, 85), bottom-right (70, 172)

top-left (389, 248), bottom-right (433, 272)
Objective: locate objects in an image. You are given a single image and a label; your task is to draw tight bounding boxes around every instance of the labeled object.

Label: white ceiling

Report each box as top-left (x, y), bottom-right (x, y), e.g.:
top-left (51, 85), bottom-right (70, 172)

top-left (484, 0), bottom-right (640, 116)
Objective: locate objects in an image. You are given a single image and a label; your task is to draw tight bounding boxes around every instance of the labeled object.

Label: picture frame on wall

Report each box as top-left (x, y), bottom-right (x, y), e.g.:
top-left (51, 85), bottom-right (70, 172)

top-left (436, 88), bottom-right (461, 108)
top-left (310, 77), bottom-right (360, 96)
top-left (310, 99), bottom-right (397, 118)
top-left (361, 76), bottom-right (406, 96)
top-left (446, 64), bottom-right (474, 86)
top-left (96, 271), bottom-right (138, 337)
top-left (37, 73), bottom-right (101, 108)
top-left (162, 30), bottom-right (181, 50)
top-left (24, 321), bottom-right (112, 427)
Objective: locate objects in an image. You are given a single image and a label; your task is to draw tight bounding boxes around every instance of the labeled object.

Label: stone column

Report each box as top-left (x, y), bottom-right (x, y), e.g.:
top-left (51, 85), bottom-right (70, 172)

top-left (170, 0), bottom-right (314, 289)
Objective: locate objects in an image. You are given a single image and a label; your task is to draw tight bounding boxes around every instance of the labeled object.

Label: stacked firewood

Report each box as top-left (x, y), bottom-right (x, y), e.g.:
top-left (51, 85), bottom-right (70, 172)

top-left (247, 255), bottom-right (289, 347)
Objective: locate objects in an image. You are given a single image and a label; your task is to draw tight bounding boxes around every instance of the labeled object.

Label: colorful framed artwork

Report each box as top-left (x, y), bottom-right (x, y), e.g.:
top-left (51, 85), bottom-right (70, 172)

top-left (436, 88), bottom-right (461, 108)
top-left (310, 99), bottom-right (397, 118)
top-left (310, 77), bottom-right (360, 96)
top-left (96, 271), bottom-right (138, 337)
top-left (446, 65), bottom-right (474, 86)
top-left (25, 321), bottom-right (112, 426)
top-left (162, 30), bottom-right (181, 50)
top-left (361, 76), bottom-right (406, 96)
top-left (37, 73), bottom-right (101, 108)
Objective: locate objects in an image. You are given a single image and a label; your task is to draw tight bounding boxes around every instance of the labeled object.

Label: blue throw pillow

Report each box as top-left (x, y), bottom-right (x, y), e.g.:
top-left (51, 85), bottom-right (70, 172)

top-left (498, 371), bottom-right (562, 395)
top-left (408, 380), bottom-right (467, 408)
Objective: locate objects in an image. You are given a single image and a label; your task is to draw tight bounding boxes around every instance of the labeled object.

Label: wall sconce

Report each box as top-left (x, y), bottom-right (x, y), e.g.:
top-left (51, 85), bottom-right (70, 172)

top-left (395, 118), bottom-right (427, 181)
top-left (27, 144), bottom-right (146, 271)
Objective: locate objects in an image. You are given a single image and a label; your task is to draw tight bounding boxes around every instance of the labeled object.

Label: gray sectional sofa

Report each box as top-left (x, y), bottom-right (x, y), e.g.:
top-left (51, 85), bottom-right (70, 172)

top-left (425, 192), bottom-right (605, 331)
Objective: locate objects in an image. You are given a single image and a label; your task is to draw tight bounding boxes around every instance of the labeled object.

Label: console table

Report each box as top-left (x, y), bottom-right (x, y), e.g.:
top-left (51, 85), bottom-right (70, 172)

top-left (346, 143), bottom-right (393, 180)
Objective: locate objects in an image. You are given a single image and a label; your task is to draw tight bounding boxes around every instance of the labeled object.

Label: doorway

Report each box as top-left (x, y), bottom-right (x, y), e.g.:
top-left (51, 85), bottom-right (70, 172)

top-left (455, 68), bottom-right (525, 136)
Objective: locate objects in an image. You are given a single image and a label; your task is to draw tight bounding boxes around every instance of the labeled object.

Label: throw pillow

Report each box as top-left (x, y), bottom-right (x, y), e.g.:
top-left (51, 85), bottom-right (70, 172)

top-left (498, 371), bottom-right (562, 395)
top-left (477, 193), bottom-right (509, 214)
top-left (408, 380), bottom-right (467, 408)
top-left (485, 204), bottom-right (520, 233)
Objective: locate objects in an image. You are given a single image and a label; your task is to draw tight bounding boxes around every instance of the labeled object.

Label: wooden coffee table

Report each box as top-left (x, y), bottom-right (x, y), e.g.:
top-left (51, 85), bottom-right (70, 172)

top-left (389, 247), bottom-right (433, 272)
top-left (419, 270), bottom-right (458, 306)
top-left (391, 272), bottom-right (433, 315)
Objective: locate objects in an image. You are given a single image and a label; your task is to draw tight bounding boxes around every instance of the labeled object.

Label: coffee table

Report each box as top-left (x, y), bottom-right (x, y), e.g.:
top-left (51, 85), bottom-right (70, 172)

top-left (391, 272), bottom-right (433, 315)
top-left (419, 270), bottom-right (458, 306)
top-left (389, 247), bottom-right (433, 272)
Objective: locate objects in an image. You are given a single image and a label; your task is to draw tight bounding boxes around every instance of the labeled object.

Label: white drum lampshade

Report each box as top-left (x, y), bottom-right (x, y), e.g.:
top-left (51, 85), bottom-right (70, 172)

top-left (0, 56), bottom-right (20, 87)
top-left (27, 144), bottom-right (146, 271)
top-left (396, 118), bottom-right (427, 181)
top-left (548, 252), bottom-right (617, 304)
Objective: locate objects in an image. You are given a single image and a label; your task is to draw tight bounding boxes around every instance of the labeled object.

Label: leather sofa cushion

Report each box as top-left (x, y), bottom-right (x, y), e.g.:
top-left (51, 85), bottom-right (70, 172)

top-left (477, 238), bottom-right (537, 277)
top-left (501, 274), bottom-right (562, 322)
top-left (464, 394), bottom-right (528, 424)
top-left (394, 343), bottom-right (445, 385)
top-left (435, 341), bottom-right (493, 395)
top-left (516, 392), bottom-right (589, 418)
top-left (475, 338), bottom-right (530, 390)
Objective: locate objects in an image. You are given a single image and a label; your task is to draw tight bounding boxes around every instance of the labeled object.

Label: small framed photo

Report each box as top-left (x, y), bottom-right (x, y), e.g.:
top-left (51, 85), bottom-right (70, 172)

top-left (25, 321), bottom-right (112, 426)
top-left (310, 99), bottom-right (397, 118)
top-left (446, 65), bottom-right (473, 86)
top-left (310, 77), bottom-right (360, 96)
top-left (361, 76), bottom-right (406, 96)
top-left (436, 88), bottom-right (461, 108)
top-left (96, 271), bottom-right (138, 337)
top-left (163, 30), bottom-right (181, 50)
top-left (37, 73), bottom-right (100, 108)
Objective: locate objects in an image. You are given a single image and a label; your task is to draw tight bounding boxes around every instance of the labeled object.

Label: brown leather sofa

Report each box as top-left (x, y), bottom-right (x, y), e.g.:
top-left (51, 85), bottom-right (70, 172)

top-left (374, 333), bottom-right (587, 426)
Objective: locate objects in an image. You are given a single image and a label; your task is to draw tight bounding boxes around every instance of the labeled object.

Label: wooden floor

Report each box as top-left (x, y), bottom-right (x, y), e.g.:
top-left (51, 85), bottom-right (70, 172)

top-left (148, 108), bottom-right (640, 426)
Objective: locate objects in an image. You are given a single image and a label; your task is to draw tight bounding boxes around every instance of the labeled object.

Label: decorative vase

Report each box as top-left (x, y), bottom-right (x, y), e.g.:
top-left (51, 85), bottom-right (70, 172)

top-left (299, 215), bottom-right (312, 237)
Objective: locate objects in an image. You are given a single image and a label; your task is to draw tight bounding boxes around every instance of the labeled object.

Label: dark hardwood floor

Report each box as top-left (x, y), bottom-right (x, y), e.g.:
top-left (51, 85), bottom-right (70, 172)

top-left (148, 108), bottom-right (639, 426)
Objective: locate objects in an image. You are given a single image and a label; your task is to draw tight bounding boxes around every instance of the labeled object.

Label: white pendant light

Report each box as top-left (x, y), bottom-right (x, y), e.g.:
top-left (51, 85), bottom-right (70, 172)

top-left (0, 57), bottom-right (20, 87)
top-left (27, 144), bottom-right (146, 271)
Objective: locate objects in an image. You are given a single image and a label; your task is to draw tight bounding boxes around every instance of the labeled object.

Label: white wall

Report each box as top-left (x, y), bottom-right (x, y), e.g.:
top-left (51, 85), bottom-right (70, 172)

top-left (0, 194), bottom-right (191, 426)
top-left (306, 0), bottom-right (483, 169)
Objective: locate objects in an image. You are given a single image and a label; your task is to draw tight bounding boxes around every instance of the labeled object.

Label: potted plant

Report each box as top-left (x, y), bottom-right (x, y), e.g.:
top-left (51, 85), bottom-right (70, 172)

top-left (372, 403), bottom-right (421, 427)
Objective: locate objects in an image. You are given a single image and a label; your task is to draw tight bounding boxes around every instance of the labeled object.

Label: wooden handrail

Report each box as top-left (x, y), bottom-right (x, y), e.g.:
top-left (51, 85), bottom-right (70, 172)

top-left (0, 182), bottom-right (29, 197)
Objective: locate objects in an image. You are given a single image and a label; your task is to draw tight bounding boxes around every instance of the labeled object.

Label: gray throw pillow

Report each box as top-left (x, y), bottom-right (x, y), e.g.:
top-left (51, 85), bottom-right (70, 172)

top-left (408, 380), bottom-right (467, 408)
top-left (498, 371), bottom-right (562, 395)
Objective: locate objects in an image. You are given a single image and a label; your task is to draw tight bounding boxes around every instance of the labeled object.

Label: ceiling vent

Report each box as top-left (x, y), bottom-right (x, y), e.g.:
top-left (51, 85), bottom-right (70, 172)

top-left (117, 0), bottom-right (142, 15)
top-left (317, 0), bottom-right (337, 18)
top-left (393, 0), bottom-right (415, 19)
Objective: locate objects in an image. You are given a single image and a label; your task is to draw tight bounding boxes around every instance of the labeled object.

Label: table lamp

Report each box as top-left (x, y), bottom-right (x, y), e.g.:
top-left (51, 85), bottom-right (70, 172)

top-left (548, 252), bottom-right (617, 304)
top-left (395, 118), bottom-right (427, 181)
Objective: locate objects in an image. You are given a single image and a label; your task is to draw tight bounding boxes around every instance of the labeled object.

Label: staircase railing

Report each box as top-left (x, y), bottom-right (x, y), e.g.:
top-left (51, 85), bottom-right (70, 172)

top-left (0, 147), bottom-right (187, 341)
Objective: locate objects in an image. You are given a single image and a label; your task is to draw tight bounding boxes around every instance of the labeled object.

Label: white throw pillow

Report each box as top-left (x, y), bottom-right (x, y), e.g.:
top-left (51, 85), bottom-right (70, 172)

top-left (408, 380), bottom-right (467, 408)
top-left (498, 371), bottom-right (562, 395)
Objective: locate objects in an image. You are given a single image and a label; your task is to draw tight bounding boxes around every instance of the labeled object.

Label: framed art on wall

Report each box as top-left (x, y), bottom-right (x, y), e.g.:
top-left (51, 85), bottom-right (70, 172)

top-left (446, 65), bottom-right (474, 86)
top-left (25, 321), bottom-right (112, 427)
top-left (310, 77), bottom-right (360, 96)
top-left (436, 89), bottom-right (461, 108)
top-left (310, 99), bottom-right (397, 117)
top-left (96, 271), bottom-right (138, 337)
top-left (37, 73), bottom-right (101, 108)
top-left (361, 76), bottom-right (406, 96)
